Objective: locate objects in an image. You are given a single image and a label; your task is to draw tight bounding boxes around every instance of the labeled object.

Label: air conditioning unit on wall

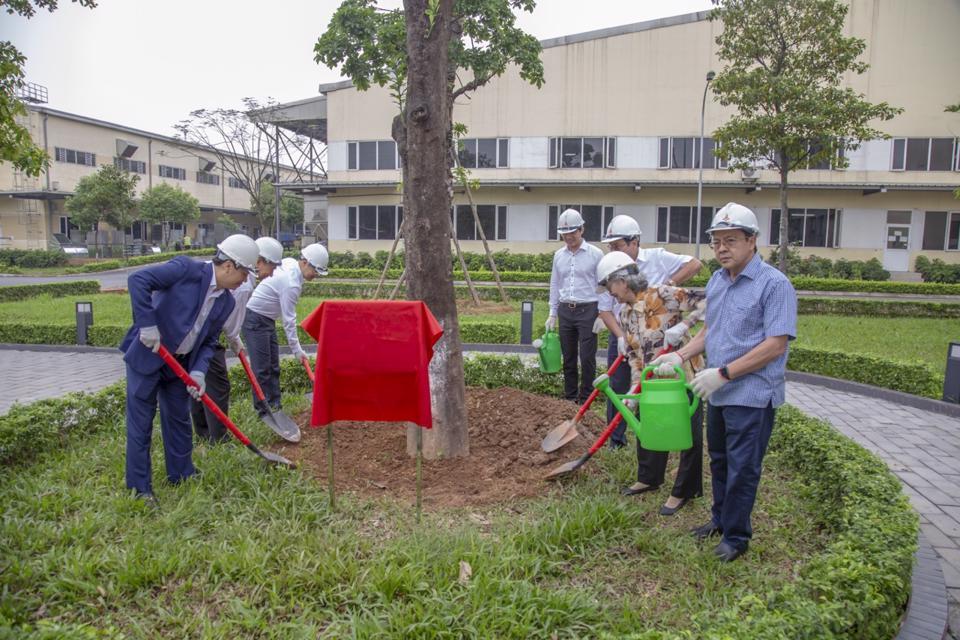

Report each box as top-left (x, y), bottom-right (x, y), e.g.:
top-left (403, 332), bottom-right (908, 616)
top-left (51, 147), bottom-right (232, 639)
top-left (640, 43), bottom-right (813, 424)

top-left (51, 181), bottom-right (60, 191)
top-left (740, 167), bottom-right (759, 182)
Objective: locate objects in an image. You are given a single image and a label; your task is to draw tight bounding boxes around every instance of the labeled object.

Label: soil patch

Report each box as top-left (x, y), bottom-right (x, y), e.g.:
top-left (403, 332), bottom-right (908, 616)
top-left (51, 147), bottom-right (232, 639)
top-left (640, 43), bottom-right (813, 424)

top-left (456, 300), bottom-right (514, 315)
top-left (281, 387), bottom-right (608, 508)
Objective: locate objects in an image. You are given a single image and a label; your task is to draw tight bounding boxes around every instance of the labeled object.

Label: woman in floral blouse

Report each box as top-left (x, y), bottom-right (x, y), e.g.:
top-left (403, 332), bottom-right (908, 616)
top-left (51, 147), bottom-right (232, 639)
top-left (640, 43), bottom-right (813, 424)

top-left (597, 251), bottom-right (706, 516)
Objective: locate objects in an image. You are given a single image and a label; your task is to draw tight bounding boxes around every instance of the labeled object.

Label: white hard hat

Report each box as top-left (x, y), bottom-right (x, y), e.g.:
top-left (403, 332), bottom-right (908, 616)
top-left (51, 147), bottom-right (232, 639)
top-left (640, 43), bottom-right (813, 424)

top-left (596, 250), bottom-right (639, 288)
top-left (706, 202), bottom-right (761, 236)
top-left (255, 237), bottom-right (283, 265)
top-left (301, 243), bottom-right (329, 275)
top-left (556, 208), bottom-right (585, 234)
top-left (601, 215), bottom-right (642, 243)
top-left (216, 234), bottom-right (259, 273)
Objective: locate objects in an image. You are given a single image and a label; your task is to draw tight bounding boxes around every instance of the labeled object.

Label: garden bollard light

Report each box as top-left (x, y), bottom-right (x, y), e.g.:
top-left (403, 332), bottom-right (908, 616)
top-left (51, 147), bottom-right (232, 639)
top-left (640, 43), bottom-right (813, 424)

top-left (943, 342), bottom-right (960, 404)
top-left (520, 300), bottom-right (534, 345)
top-left (75, 301), bottom-right (94, 346)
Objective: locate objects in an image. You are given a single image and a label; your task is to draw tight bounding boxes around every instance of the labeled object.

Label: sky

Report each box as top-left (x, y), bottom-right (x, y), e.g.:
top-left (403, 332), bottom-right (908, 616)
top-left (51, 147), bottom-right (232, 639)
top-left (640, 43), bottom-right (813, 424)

top-left (3, 0), bottom-right (713, 137)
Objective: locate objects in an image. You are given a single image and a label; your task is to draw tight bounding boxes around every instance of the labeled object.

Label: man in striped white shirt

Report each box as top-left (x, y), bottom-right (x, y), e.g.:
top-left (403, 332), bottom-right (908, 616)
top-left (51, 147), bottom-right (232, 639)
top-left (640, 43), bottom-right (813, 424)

top-left (653, 203), bottom-right (797, 563)
top-left (547, 209), bottom-right (604, 404)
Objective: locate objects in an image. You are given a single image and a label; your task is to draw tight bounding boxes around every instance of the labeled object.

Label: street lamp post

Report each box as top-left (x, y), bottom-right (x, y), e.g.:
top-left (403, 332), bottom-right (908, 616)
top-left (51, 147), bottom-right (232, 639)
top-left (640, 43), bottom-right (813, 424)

top-left (695, 70), bottom-right (716, 261)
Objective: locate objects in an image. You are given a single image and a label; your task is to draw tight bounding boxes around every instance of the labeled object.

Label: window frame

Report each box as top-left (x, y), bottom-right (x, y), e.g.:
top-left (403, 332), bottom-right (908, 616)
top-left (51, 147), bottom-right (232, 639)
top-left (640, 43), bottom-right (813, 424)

top-left (657, 137), bottom-right (724, 170)
top-left (55, 147), bottom-right (96, 167)
top-left (196, 171), bottom-right (220, 185)
top-left (457, 137), bottom-right (510, 169)
top-left (769, 208), bottom-right (842, 248)
top-left (655, 205), bottom-right (713, 245)
top-left (548, 137), bottom-right (617, 170)
top-left (158, 164), bottom-right (186, 180)
top-left (891, 137), bottom-right (959, 172)
top-left (347, 140), bottom-right (399, 171)
top-left (347, 204), bottom-right (403, 240)
top-left (113, 156), bottom-right (146, 174)
top-left (451, 204), bottom-right (508, 241)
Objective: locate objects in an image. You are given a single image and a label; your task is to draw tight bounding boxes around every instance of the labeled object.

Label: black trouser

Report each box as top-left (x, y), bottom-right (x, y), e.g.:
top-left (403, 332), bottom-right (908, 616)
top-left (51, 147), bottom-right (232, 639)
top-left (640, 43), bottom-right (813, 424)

top-left (635, 393), bottom-right (704, 499)
top-left (190, 345), bottom-right (231, 444)
top-left (606, 333), bottom-right (632, 447)
top-left (242, 309), bottom-right (281, 411)
top-left (558, 301), bottom-right (598, 404)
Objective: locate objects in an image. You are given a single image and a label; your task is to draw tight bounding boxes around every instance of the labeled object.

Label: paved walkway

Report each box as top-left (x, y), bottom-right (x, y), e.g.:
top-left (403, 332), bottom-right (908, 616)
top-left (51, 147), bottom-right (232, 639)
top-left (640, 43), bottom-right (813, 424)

top-left (1, 345), bottom-right (957, 636)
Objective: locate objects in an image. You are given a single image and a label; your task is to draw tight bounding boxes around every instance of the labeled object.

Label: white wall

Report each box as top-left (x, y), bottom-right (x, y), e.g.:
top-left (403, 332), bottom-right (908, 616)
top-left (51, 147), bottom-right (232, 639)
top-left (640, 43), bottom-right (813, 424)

top-left (840, 208), bottom-right (883, 248)
top-left (327, 141), bottom-right (347, 172)
top-left (617, 137), bottom-right (660, 169)
top-left (846, 140), bottom-right (891, 172)
top-left (509, 137), bottom-right (549, 169)
top-left (507, 203), bottom-right (548, 240)
top-left (328, 204), bottom-right (349, 241)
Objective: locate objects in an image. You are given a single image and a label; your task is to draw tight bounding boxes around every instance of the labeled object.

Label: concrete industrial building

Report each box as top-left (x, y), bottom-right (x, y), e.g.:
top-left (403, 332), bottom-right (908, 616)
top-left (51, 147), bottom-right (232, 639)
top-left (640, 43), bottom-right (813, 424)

top-left (294, 0), bottom-right (958, 274)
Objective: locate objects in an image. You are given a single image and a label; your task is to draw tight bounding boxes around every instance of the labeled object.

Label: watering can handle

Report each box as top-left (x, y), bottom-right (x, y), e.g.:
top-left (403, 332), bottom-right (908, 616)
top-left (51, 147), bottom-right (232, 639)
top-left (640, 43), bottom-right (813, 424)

top-left (640, 364), bottom-right (686, 382)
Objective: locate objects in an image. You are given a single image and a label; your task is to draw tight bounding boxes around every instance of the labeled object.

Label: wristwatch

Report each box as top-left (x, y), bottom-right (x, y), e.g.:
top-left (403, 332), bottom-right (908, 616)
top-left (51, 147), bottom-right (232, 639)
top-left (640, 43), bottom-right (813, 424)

top-left (719, 365), bottom-right (731, 380)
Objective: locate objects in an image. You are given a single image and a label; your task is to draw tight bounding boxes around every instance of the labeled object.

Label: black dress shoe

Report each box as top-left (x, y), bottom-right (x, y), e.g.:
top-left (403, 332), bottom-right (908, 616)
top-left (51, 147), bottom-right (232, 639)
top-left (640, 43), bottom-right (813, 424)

top-left (690, 521), bottom-right (722, 540)
top-left (621, 483), bottom-right (660, 496)
top-left (136, 492), bottom-right (160, 509)
top-left (713, 541), bottom-right (746, 562)
top-left (659, 498), bottom-right (689, 516)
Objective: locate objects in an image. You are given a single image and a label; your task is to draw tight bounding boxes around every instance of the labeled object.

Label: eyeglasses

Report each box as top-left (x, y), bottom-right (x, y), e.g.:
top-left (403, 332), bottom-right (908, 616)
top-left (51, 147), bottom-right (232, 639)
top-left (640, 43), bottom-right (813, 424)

top-left (709, 237), bottom-right (744, 250)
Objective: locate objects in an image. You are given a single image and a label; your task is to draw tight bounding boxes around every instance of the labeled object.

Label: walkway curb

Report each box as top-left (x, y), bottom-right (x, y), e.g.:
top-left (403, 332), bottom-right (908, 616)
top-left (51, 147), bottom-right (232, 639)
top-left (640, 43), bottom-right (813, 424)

top-left (896, 533), bottom-right (950, 640)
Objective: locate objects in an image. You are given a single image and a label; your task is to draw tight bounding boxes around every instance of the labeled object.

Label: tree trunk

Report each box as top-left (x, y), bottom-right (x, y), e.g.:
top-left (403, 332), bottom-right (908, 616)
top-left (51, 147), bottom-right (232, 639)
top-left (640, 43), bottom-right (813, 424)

top-left (777, 150), bottom-right (790, 274)
top-left (400, 0), bottom-right (468, 460)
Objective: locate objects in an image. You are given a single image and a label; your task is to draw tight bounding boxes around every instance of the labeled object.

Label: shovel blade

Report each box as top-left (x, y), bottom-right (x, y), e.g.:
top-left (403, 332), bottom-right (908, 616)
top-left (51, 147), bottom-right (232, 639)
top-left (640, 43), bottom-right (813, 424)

top-left (259, 449), bottom-right (297, 469)
top-left (263, 409), bottom-right (301, 443)
top-left (541, 419), bottom-right (578, 453)
top-left (544, 453), bottom-right (589, 480)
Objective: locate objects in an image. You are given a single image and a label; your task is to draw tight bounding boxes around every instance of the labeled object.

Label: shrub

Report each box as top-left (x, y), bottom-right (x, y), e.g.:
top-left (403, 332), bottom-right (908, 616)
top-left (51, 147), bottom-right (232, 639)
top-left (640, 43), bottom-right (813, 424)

top-left (767, 247), bottom-right (890, 281)
top-left (797, 297), bottom-right (960, 318)
top-left (459, 321), bottom-right (517, 343)
top-left (915, 255), bottom-right (960, 283)
top-left (0, 249), bottom-right (68, 268)
top-left (0, 280), bottom-right (100, 303)
top-left (788, 345), bottom-right (942, 399)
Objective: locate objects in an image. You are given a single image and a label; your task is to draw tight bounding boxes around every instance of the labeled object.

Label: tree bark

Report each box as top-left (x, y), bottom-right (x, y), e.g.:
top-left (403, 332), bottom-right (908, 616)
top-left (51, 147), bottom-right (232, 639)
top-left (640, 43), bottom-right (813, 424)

top-left (401, 0), bottom-right (468, 459)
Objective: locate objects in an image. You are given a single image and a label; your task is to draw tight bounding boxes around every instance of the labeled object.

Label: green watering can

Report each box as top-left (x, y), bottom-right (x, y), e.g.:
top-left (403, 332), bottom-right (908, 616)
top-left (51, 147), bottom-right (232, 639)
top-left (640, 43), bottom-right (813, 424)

top-left (532, 330), bottom-right (562, 373)
top-left (594, 365), bottom-right (699, 452)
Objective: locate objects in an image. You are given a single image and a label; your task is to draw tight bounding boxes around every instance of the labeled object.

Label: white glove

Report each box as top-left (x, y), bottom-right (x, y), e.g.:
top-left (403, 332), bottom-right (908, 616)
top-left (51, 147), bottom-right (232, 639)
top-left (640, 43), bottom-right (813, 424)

top-left (651, 352), bottom-right (683, 378)
top-left (691, 368), bottom-right (729, 400)
top-left (139, 325), bottom-right (161, 353)
top-left (592, 317), bottom-right (606, 334)
top-left (663, 323), bottom-right (689, 347)
top-left (187, 370), bottom-right (206, 400)
top-left (290, 344), bottom-right (307, 361)
top-left (617, 335), bottom-right (629, 356)
top-left (228, 336), bottom-right (244, 355)
top-left (623, 397), bottom-right (637, 411)
top-left (545, 315), bottom-right (557, 332)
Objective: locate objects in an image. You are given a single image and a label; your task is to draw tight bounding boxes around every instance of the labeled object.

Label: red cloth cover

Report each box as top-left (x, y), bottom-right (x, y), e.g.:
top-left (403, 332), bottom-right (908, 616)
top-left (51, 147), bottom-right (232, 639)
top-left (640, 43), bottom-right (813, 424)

top-left (300, 300), bottom-right (443, 428)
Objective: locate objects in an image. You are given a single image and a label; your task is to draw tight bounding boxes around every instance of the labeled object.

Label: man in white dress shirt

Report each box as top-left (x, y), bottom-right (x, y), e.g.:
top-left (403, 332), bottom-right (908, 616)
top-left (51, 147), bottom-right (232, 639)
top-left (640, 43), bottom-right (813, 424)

top-left (546, 209), bottom-right (604, 404)
top-left (242, 242), bottom-right (328, 415)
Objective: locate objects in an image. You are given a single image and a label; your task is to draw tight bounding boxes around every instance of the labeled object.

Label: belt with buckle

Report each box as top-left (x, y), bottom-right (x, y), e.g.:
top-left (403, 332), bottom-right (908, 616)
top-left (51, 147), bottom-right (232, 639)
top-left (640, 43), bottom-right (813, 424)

top-left (561, 301), bottom-right (595, 309)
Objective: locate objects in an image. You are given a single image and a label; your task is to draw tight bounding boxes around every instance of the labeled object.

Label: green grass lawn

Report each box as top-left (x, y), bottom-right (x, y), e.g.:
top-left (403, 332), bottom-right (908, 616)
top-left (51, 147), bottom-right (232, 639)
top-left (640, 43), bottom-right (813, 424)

top-left (0, 294), bottom-right (955, 370)
top-left (0, 392), bottom-right (826, 638)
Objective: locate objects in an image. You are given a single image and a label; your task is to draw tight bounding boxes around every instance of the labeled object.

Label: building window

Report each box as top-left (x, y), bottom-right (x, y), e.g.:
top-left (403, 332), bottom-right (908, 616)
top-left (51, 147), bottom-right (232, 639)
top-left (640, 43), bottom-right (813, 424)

top-left (891, 137), bottom-right (958, 171)
top-left (347, 205), bottom-right (403, 240)
top-left (113, 157), bottom-right (146, 174)
top-left (159, 165), bottom-right (186, 180)
top-left (458, 138), bottom-right (509, 168)
top-left (55, 147), bottom-right (96, 166)
top-left (451, 204), bottom-right (507, 240)
top-left (656, 206), bottom-right (713, 244)
top-left (804, 140), bottom-right (845, 170)
top-left (547, 205), bottom-right (614, 241)
top-left (770, 208), bottom-right (842, 247)
top-left (228, 176), bottom-right (247, 189)
top-left (196, 171), bottom-right (220, 185)
top-left (657, 137), bottom-right (726, 170)
top-left (347, 140), bottom-right (398, 170)
top-left (548, 137), bottom-right (616, 169)
top-left (922, 211), bottom-right (960, 251)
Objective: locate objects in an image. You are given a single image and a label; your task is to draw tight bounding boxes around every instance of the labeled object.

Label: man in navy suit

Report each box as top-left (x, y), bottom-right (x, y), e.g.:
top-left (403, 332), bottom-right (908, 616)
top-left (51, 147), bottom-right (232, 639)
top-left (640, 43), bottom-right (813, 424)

top-left (120, 234), bottom-right (260, 503)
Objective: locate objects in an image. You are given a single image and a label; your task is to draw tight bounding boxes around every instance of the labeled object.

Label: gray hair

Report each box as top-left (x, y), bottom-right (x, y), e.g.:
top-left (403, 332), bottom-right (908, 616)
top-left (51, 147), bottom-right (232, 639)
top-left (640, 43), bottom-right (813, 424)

top-left (607, 268), bottom-right (648, 294)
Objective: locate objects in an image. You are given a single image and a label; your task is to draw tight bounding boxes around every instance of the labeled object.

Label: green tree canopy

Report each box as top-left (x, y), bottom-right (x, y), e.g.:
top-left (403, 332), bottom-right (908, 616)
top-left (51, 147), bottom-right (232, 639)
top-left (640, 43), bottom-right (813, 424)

top-left (64, 164), bottom-right (139, 233)
top-left (251, 180), bottom-right (303, 233)
top-left (1, 0), bottom-right (96, 177)
top-left (709, 0), bottom-right (901, 272)
top-left (139, 183), bottom-right (201, 248)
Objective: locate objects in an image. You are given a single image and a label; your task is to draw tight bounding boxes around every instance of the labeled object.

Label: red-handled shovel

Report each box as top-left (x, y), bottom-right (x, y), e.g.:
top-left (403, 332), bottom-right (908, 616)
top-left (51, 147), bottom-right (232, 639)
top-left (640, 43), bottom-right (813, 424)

top-left (541, 353), bottom-right (625, 453)
top-left (238, 350), bottom-right (301, 443)
top-left (157, 345), bottom-right (296, 469)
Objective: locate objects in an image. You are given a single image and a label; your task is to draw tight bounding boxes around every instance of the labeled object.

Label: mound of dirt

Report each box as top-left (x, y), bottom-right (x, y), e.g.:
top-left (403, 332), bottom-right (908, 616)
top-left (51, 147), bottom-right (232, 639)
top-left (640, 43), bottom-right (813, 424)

top-left (280, 387), bottom-right (609, 508)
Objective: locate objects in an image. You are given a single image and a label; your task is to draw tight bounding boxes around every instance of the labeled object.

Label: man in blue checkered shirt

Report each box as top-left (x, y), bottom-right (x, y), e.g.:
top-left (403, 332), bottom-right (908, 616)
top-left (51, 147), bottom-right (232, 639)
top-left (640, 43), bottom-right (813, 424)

top-left (652, 203), bottom-right (797, 563)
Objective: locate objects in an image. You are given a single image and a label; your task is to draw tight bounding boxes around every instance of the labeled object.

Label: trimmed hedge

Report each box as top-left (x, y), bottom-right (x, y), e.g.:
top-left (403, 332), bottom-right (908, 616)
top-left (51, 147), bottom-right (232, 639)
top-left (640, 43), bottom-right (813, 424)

top-left (0, 280), bottom-right (101, 303)
top-left (788, 345), bottom-right (942, 399)
top-left (797, 297), bottom-right (960, 318)
top-left (0, 249), bottom-right (68, 268)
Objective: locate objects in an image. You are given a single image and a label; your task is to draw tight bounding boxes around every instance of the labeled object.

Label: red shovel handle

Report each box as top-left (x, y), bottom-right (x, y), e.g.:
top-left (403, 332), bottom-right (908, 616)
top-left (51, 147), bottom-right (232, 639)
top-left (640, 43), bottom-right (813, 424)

top-left (584, 346), bottom-right (673, 456)
top-left (302, 357), bottom-right (315, 383)
top-left (238, 350), bottom-right (267, 402)
top-left (572, 353), bottom-right (625, 423)
top-left (156, 345), bottom-right (252, 446)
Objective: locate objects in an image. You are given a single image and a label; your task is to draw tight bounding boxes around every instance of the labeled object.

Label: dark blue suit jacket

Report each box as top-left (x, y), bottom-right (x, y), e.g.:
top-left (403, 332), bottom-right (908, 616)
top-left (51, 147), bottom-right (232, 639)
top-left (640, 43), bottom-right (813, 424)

top-left (120, 257), bottom-right (236, 376)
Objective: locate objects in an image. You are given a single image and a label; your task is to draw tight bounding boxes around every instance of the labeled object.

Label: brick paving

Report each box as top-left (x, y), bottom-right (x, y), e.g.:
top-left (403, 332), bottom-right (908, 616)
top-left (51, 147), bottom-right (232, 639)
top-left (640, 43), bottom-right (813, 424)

top-left (1, 345), bottom-right (956, 636)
